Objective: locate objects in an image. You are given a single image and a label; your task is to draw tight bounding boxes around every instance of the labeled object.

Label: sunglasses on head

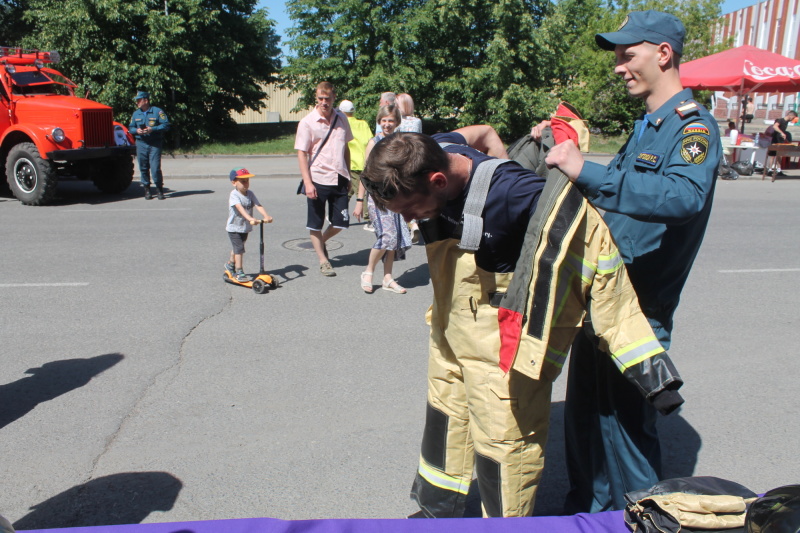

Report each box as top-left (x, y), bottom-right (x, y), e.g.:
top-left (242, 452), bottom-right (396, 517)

top-left (361, 168), bottom-right (440, 201)
top-left (360, 176), bottom-right (398, 201)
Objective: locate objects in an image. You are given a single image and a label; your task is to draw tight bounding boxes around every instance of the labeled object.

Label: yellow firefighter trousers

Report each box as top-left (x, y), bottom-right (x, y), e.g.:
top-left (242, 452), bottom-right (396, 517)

top-left (411, 239), bottom-right (553, 517)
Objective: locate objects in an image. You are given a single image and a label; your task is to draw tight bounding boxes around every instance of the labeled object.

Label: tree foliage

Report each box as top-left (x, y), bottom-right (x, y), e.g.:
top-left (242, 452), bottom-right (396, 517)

top-left (285, 0), bottom-right (723, 139)
top-left (284, 0), bottom-right (422, 119)
top-left (558, 0), bottom-right (725, 135)
top-left (20, 0), bottom-right (280, 145)
top-left (0, 0), bottom-right (33, 45)
top-left (285, 0), bottom-right (572, 139)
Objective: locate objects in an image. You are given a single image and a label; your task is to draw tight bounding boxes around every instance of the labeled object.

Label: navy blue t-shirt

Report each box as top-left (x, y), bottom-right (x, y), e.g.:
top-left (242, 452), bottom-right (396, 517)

top-left (431, 132), bottom-right (545, 273)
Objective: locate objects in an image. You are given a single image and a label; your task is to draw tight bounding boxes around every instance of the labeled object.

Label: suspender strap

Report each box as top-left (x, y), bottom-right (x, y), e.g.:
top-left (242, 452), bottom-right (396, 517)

top-left (432, 142), bottom-right (509, 251)
top-left (459, 158), bottom-right (509, 251)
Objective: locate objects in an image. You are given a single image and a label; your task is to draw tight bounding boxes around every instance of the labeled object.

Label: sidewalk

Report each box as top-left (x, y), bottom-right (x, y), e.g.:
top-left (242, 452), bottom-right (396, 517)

top-left (154, 154), bottom-right (301, 179)
top-left (153, 152), bottom-right (799, 181)
top-left (151, 153), bottom-right (616, 179)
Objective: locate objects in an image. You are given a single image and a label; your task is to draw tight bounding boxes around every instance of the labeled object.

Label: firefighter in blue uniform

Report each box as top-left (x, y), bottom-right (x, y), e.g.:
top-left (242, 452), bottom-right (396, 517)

top-left (546, 10), bottom-right (721, 513)
top-left (129, 91), bottom-right (170, 200)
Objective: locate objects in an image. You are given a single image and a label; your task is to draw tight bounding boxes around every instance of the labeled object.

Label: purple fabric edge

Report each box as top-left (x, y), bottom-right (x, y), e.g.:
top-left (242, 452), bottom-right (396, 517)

top-left (18, 511), bottom-right (625, 533)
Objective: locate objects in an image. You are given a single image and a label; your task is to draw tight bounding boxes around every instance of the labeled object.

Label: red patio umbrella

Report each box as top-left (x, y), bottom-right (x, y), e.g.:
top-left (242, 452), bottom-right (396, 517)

top-left (681, 45), bottom-right (800, 132)
top-left (681, 45), bottom-right (800, 92)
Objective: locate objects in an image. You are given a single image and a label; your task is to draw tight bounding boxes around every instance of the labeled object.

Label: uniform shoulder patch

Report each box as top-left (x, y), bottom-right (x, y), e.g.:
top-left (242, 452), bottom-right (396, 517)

top-left (675, 102), bottom-right (700, 119)
top-left (159, 111), bottom-right (167, 120)
top-left (683, 122), bottom-right (709, 136)
top-left (681, 135), bottom-right (709, 164)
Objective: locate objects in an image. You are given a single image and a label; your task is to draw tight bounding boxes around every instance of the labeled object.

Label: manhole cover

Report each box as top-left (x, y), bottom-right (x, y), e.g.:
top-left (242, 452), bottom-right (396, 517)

top-left (282, 238), bottom-right (344, 252)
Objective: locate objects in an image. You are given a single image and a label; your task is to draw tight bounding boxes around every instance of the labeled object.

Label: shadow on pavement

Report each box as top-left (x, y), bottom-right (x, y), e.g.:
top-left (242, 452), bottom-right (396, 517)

top-left (0, 353), bottom-right (124, 430)
top-left (659, 406), bottom-right (702, 480)
top-left (42, 181), bottom-right (142, 206)
top-left (0, 181), bottom-right (215, 206)
top-left (267, 263), bottom-right (309, 284)
top-left (328, 248), bottom-right (370, 269)
top-left (532, 401), bottom-right (701, 516)
top-left (163, 189), bottom-right (215, 199)
top-left (12, 472), bottom-right (182, 530)
top-left (329, 246), bottom-right (430, 290)
top-left (394, 262), bottom-right (431, 290)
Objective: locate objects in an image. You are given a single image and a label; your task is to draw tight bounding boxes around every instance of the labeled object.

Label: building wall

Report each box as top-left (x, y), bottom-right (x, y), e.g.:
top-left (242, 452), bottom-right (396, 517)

top-left (229, 83), bottom-right (311, 124)
top-left (712, 0), bottom-right (800, 122)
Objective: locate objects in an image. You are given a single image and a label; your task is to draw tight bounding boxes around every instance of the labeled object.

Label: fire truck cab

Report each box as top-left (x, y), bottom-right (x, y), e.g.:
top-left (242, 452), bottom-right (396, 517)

top-left (0, 47), bottom-right (135, 205)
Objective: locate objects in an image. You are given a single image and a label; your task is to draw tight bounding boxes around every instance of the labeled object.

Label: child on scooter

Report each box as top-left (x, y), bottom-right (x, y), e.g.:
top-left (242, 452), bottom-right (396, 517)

top-left (225, 167), bottom-right (272, 282)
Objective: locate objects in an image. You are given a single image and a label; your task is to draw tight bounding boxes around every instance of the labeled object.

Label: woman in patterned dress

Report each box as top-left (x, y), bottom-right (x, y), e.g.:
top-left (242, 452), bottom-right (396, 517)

top-left (353, 104), bottom-right (412, 294)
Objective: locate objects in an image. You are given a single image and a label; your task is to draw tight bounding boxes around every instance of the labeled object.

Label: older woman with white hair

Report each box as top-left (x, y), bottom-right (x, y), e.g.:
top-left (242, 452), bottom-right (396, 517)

top-left (393, 93), bottom-right (424, 243)
top-left (395, 93), bottom-right (422, 133)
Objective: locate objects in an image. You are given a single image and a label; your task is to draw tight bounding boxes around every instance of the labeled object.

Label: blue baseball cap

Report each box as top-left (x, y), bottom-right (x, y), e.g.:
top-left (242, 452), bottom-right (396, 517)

top-left (134, 91), bottom-right (150, 101)
top-left (596, 10), bottom-right (685, 56)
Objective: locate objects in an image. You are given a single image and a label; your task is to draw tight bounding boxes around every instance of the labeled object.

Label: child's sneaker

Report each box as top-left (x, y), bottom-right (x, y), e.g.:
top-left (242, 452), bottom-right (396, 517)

top-left (225, 262), bottom-right (236, 276)
top-left (235, 270), bottom-right (249, 282)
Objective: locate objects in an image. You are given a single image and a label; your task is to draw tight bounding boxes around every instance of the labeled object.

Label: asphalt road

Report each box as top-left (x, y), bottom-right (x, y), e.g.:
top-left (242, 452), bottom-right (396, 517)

top-left (1, 157), bottom-right (798, 530)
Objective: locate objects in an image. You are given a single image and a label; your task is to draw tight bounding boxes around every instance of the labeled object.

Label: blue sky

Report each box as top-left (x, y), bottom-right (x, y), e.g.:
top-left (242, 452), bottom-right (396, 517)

top-left (257, 0), bottom-right (759, 57)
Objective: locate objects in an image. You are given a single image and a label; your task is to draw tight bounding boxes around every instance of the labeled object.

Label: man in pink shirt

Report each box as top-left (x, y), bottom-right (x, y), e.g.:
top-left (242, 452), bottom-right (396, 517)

top-left (295, 82), bottom-right (354, 276)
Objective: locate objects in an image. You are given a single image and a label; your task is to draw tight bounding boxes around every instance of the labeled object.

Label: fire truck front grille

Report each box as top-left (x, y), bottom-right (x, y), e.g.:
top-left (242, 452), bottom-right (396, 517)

top-left (82, 109), bottom-right (113, 147)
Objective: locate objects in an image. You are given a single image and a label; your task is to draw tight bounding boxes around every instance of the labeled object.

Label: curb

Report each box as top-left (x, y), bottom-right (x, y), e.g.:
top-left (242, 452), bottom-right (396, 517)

top-left (164, 153), bottom-right (295, 159)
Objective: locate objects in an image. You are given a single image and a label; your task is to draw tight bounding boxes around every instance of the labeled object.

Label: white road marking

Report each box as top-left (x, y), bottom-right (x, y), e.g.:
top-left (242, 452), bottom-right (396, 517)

top-left (718, 268), bottom-right (800, 273)
top-left (0, 283), bottom-right (89, 288)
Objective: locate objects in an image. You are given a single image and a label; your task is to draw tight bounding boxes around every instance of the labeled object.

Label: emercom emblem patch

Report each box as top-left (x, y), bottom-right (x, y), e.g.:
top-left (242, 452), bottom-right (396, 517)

top-left (681, 135), bottom-right (709, 164)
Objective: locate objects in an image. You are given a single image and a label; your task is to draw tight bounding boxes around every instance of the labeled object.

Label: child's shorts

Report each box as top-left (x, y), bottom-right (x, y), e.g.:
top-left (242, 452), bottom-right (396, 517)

top-left (228, 232), bottom-right (249, 255)
top-left (306, 176), bottom-right (350, 231)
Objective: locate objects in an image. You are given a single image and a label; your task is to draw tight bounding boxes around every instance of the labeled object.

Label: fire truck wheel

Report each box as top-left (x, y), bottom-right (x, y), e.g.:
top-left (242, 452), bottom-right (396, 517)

top-left (6, 142), bottom-right (58, 206)
top-left (92, 157), bottom-right (134, 194)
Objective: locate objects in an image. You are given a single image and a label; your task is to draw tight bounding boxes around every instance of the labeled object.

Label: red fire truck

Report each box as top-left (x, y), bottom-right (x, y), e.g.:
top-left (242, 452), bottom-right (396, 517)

top-left (0, 47), bottom-right (135, 205)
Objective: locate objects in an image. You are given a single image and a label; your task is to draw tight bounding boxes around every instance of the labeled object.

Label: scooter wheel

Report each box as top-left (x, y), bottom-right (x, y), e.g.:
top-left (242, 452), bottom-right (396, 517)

top-left (252, 279), bottom-right (267, 294)
top-left (269, 278), bottom-right (279, 289)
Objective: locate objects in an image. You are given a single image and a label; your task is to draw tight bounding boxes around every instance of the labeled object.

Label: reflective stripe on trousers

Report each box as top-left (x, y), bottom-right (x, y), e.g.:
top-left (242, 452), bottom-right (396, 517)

top-left (410, 239), bottom-right (552, 518)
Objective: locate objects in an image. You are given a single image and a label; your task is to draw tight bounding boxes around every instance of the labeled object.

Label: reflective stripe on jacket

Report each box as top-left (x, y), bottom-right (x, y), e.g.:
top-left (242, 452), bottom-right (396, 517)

top-left (497, 170), bottom-right (683, 402)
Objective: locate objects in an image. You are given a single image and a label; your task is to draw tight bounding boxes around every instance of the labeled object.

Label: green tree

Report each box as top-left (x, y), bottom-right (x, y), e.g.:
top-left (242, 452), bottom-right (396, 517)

top-left (285, 0), bottom-right (724, 139)
top-left (285, 0), bottom-right (587, 139)
top-left (22, 0), bottom-right (280, 145)
top-left (398, 0), bottom-right (569, 138)
top-left (284, 0), bottom-right (424, 123)
top-left (559, 0), bottom-right (724, 135)
top-left (0, 0), bottom-right (33, 45)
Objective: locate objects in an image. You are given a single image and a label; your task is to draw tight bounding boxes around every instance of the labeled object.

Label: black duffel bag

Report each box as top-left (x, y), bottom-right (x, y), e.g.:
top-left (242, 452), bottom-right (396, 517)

top-left (731, 161), bottom-right (754, 176)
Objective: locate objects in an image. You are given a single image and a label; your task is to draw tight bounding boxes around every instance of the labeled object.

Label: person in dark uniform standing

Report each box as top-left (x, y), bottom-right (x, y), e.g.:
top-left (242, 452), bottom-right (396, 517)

top-left (546, 10), bottom-right (720, 513)
top-left (129, 90), bottom-right (171, 200)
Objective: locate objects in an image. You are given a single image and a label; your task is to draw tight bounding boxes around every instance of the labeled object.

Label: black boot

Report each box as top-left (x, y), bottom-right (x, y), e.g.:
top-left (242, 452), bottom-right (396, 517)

top-left (156, 186), bottom-right (165, 200)
top-left (143, 185), bottom-right (152, 200)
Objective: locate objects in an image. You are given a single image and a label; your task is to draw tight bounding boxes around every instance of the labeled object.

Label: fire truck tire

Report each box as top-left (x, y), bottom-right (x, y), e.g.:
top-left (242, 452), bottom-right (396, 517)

top-left (6, 142), bottom-right (58, 206)
top-left (93, 157), bottom-right (134, 194)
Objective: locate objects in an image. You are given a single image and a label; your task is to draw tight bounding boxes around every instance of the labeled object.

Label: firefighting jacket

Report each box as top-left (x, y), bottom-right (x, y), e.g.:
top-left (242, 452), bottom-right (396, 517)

top-left (497, 169), bottom-right (684, 414)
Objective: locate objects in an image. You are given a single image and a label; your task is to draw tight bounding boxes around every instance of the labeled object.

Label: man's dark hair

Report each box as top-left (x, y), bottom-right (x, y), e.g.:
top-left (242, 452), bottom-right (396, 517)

top-left (362, 132), bottom-right (449, 209)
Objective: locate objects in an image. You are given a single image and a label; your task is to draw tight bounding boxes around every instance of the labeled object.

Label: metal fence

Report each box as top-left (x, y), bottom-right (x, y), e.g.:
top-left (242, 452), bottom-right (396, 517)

top-left (229, 83), bottom-right (311, 124)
